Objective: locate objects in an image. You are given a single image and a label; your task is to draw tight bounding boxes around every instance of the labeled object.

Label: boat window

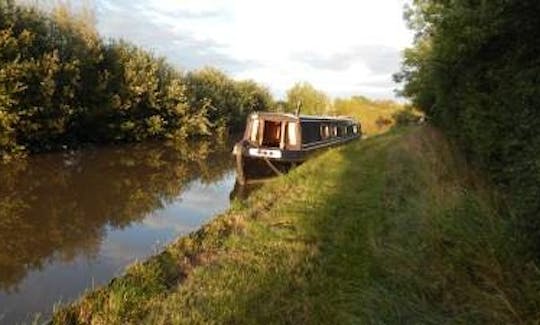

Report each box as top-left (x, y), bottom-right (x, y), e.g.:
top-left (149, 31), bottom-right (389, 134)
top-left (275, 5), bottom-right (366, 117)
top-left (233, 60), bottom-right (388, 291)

top-left (262, 120), bottom-right (281, 147)
top-left (337, 125), bottom-right (345, 137)
top-left (353, 125), bottom-right (358, 134)
top-left (332, 125), bottom-right (337, 137)
top-left (321, 124), bottom-right (330, 140)
top-left (250, 119), bottom-right (259, 142)
top-left (287, 122), bottom-right (298, 146)
top-left (301, 122), bottom-right (322, 143)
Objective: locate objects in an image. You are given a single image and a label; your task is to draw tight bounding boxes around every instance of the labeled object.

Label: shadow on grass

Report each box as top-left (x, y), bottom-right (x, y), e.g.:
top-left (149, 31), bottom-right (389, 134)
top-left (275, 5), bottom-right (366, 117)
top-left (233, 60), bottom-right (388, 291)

top-left (53, 126), bottom-right (540, 324)
top-left (200, 126), bottom-right (540, 324)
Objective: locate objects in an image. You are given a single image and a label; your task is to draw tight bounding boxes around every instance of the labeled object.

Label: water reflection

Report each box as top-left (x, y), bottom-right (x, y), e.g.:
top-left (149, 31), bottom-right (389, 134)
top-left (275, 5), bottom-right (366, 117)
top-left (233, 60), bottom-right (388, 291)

top-left (229, 181), bottom-right (263, 201)
top-left (0, 139), bottom-right (234, 323)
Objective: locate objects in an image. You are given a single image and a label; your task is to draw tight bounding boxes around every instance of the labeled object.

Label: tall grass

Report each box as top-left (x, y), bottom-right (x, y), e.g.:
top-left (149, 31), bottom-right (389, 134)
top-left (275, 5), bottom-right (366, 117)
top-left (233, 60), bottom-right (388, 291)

top-left (53, 126), bottom-right (540, 324)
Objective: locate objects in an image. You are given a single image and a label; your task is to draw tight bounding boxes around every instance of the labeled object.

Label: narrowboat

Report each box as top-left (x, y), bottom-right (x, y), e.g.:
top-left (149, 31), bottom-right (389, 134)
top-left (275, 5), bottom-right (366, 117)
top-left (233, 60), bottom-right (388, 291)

top-left (232, 112), bottom-right (361, 184)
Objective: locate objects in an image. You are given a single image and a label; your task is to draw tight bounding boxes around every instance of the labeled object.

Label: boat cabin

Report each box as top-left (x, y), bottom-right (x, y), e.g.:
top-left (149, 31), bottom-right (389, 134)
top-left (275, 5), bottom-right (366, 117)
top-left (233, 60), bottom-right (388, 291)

top-left (233, 112), bottom-right (360, 184)
top-left (240, 112), bottom-right (359, 153)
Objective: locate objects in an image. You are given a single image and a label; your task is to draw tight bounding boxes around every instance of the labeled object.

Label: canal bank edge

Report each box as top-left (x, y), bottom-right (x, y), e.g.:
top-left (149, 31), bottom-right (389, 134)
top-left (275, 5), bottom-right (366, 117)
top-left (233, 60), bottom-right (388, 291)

top-left (51, 154), bottom-right (296, 324)
top-left (52, 126), bottom-right (540, 324)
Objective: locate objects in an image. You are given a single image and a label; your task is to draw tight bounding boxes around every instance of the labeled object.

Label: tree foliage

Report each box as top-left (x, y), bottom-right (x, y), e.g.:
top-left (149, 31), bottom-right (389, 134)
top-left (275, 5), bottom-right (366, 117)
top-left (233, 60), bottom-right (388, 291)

top-left (333, 96), bottom-right (405, 135)
top-left (285, 82), bottom-right (329, 115)
top-left (184, 67), bottom-right (274, 132)
top-left (396, 0), bottom-right (540, 246)
top-left (0, 1), bottom-right (273, 156)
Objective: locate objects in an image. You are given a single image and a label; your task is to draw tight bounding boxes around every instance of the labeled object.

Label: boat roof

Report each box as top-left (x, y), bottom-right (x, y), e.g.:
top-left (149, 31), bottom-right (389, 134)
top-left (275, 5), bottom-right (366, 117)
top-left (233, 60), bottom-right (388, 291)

top-left (249, 111), bottom-right (357, 123)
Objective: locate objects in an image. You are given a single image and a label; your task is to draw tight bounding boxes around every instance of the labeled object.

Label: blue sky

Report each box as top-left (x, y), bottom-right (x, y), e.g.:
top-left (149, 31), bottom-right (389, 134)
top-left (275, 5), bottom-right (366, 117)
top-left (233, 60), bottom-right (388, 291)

top-left (92, 0), bottom-right (413, 99)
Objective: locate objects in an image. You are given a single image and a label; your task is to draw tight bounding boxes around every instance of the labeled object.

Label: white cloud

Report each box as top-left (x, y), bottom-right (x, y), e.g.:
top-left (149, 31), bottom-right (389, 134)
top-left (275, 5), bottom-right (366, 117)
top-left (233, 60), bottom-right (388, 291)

top-left (96, 0), bottom-right (413, 99)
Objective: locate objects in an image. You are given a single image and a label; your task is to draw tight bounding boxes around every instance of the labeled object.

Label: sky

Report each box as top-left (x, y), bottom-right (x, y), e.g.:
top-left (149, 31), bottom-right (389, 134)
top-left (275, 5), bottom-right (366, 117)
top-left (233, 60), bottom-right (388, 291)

top-left (93, 0), bottom-right (413, 100)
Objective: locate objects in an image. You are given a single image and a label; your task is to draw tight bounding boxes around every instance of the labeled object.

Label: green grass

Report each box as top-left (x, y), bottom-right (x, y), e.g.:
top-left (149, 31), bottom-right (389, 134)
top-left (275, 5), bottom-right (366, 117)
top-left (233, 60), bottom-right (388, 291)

top-left (53, 126), bottom-right (540, 324)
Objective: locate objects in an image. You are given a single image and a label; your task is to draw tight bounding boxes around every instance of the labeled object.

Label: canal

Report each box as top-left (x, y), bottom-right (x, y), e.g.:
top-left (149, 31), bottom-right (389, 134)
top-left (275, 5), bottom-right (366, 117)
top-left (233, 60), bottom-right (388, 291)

top-left (0, 139), bottom-right (236, 324)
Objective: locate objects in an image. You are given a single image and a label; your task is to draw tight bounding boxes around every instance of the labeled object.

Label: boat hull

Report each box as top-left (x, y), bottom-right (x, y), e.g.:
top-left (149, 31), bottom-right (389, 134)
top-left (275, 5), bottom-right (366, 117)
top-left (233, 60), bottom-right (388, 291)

top-left (233, 134), bottom-right (359, 185)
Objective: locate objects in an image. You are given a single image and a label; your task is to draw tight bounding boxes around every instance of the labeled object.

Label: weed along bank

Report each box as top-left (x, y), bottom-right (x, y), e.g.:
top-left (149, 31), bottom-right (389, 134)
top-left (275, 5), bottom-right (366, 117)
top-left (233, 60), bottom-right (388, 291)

top-left (52, 126), bottom-right (539, 324)
top-left (233, 111), bottom-right (361, 184)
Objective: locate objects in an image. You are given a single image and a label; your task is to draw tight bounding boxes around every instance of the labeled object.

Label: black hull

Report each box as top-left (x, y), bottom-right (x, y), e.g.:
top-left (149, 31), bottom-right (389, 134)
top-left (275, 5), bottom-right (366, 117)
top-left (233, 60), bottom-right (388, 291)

top-left (233, 109), bottom-right (361, 186)
top-left (234, 135), bottom-right (359, 185)
top-left (235, 155), bottom-right (296, 185)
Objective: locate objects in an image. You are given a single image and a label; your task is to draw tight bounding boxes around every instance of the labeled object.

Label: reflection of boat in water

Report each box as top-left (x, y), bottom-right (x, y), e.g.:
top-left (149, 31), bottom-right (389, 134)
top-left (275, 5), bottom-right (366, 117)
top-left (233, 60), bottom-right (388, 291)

top-left (232, 111), bottom-right (361, 185)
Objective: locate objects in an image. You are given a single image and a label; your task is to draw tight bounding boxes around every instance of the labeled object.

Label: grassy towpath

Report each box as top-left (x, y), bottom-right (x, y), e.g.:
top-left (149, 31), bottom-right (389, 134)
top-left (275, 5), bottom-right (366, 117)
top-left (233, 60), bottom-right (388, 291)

top-left (54, 126), bottom-right (540, 324)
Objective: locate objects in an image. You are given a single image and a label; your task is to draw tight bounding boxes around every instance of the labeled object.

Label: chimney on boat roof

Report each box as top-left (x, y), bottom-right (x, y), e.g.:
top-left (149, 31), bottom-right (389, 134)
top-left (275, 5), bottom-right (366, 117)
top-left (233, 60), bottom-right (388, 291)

top-left (295, 101), bottom-right (302, 117)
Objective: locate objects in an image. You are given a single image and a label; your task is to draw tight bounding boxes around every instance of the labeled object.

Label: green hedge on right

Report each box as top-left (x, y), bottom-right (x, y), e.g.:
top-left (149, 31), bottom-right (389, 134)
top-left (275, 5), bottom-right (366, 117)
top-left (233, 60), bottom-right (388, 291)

top-left (396, 0), bottom-right (540, 249)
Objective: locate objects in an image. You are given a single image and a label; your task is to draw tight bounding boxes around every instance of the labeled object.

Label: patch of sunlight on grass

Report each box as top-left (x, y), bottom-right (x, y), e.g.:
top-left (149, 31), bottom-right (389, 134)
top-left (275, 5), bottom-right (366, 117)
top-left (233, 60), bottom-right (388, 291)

top-left (53, 126), bottom-right (540, 324)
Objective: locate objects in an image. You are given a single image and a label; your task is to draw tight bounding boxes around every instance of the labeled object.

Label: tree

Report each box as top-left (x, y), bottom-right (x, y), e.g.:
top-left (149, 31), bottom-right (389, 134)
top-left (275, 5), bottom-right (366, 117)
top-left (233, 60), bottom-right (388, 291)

top-left (0, 1), bottom-right (275, 157)
top-left (184, 67), bottom-right (273, 132)
top-left (396, 0), bottom-right (540, 248)
top-left (285, 82), bottom-right (329, 115)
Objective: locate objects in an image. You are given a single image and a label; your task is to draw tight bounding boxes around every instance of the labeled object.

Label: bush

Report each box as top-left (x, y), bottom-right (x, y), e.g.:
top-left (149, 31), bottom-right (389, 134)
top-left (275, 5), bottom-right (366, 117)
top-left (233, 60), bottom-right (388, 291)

top-left (392, 108), bottom-right (421, 127)
top-left (0, 1), bottom-right (273, 157)
top-left (396, 0), bottom-right (540, 250)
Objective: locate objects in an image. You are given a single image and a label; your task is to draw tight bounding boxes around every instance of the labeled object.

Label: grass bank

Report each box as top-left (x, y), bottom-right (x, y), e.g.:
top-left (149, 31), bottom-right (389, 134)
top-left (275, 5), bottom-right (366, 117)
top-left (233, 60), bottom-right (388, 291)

top-left (53, 126), bottom-right (540, 324)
